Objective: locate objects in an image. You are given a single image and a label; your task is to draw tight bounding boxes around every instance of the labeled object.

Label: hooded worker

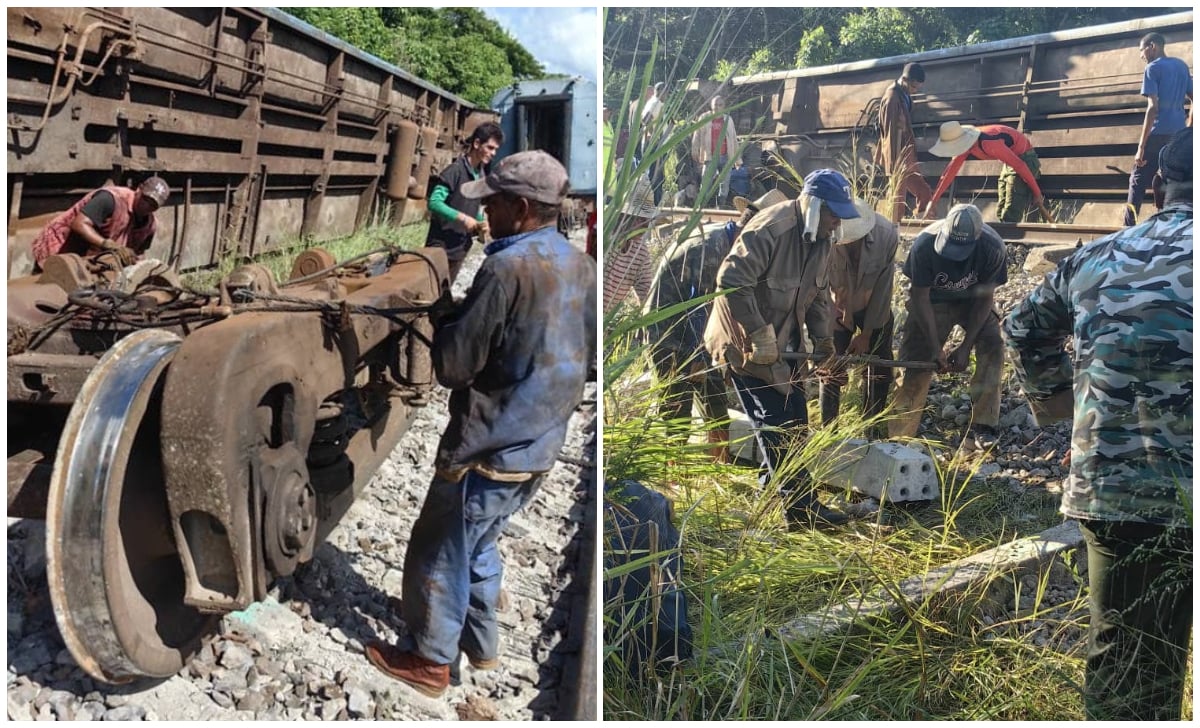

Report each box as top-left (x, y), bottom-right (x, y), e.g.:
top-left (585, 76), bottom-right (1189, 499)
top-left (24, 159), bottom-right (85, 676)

top-left (31, 176), bottom-right (170, 269)
top-left (704, 168), bottom-right (859, 529)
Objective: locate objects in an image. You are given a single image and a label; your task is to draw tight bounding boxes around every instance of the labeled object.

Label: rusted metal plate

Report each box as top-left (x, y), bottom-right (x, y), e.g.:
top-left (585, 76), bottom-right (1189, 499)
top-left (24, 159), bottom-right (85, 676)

top-left (6, 7), bottom-right (497, 277)
top-left (7, 353), bottom-right (97, 404)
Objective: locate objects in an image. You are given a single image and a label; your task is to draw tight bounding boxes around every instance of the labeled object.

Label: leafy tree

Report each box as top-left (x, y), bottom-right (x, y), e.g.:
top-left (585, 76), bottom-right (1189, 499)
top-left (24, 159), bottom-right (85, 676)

top-left (285, 8), bottom-right (394, 61)
top-left (444, 35), bottom-right (514, 108)
top-left (606, 8), bottom-right (1188, 84)
top-left (281, 7), bottom-right (546, 106)
top-left (837, 8), bottom-right (919, 61)
top-left (794, 26), bottom-right (835, 69)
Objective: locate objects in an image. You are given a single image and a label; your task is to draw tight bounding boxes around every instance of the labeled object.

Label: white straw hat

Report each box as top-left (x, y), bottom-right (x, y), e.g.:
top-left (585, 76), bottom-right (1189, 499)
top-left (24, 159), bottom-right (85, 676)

top-left (929, 121), bottom-right (981, 158)
top-left (836, 198), bottom-right (879, 242)
top-left (620, 175), bottom-right (658, 219)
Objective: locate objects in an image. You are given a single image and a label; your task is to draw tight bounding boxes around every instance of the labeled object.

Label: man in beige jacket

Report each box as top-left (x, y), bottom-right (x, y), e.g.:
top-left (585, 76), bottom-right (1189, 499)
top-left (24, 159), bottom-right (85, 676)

top-left (704, 169), bottom-right (860, 529)
top-left (820, 198), bottom-right (899, 426)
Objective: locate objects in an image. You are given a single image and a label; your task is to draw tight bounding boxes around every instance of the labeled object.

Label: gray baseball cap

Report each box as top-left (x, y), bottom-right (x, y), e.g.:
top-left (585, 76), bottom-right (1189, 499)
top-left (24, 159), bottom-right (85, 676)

top-left (934, 203), bottom-right (983, 261)
top-left (138, 176), bottom-right (170, 207)
top-left (460, 150), bottom-right (569, 205)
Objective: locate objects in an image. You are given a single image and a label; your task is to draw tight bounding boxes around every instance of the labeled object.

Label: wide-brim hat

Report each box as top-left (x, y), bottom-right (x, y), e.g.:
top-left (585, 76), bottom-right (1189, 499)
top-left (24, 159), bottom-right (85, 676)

top-left (732, 188), bottom-right (789, 214)
top-left (836, 198), bottom-right (879, 242)
top-left (929, 121), bottom-right (980, 158)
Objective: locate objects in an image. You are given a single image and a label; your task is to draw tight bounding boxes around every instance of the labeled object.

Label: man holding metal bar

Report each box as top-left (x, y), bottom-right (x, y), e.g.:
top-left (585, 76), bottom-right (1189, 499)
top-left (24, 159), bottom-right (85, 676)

top-left (819, 197), bottom-right (900, 427)
top-left (704, 169), bottom-right (859, 529)
top-left (888, 203), bottom-right (1006, 447)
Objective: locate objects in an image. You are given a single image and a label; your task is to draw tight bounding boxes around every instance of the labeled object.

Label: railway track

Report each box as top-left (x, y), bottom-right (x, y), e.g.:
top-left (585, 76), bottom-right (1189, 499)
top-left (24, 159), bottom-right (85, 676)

top-left (655, 206), bottom-right (1120, 247)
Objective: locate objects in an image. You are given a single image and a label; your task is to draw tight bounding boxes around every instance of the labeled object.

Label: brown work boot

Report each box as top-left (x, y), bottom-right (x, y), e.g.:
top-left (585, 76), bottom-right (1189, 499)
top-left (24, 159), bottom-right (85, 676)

top-left (364, 642), bottom-right (450, 697)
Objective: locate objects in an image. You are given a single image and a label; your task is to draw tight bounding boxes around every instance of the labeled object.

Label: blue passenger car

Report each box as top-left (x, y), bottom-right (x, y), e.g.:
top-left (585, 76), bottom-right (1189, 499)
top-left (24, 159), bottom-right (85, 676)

top-left (492, 77), bottom-right (597, 198)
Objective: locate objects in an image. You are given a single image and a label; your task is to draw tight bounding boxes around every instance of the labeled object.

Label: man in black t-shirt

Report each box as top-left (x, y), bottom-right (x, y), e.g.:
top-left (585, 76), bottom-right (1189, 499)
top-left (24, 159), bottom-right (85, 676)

top-left (425, 123), bottom-right (504, 282)
top-left (889, 203), bottom-right (1007, 443)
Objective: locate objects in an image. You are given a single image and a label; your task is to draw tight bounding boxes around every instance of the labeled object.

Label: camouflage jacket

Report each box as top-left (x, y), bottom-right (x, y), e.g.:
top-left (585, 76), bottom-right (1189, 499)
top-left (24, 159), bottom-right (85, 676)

top-left (642, 221), bottom-right (738, 361)
top-left (1003, 203), bottom-right (1192, 527)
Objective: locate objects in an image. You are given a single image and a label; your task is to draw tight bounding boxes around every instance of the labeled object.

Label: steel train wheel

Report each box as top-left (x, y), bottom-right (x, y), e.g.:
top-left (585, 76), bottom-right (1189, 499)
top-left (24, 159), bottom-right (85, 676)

top-left (46, 329), bottom-right (217, 683)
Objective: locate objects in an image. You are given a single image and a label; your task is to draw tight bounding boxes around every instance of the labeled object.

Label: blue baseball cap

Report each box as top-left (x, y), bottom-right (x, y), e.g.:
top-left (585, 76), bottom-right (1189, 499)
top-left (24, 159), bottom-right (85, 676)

top-left (802, 169), bottom-right (859, 220)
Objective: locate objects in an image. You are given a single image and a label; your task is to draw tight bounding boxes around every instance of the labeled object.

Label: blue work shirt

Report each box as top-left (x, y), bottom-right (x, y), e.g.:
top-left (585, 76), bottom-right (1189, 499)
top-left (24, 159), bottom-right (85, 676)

top-left (433, 225), bottom-right (597, 478)
top-left (1142, 56), bottom-right (1193, 136)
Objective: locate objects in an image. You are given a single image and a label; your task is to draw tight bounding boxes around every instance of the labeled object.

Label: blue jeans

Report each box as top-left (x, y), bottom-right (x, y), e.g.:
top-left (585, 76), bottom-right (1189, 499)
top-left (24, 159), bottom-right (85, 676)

top-left (399, 471), bottom-right (542, 664)
top-left (729, 372), bottom-right (815, 508)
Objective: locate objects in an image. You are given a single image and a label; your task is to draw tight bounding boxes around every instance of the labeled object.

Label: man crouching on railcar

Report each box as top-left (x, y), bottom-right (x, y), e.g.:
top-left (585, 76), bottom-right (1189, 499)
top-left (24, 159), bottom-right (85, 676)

top-left (31, 176), bottom-right (170, 270)
top-left (364, 151), bottom-right (597, 698)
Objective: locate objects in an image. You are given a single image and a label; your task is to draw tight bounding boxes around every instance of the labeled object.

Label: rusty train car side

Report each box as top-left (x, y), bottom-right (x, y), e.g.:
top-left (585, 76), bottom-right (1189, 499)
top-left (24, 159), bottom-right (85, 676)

top-left (721, 12), bottom-right (1192, 229)
top-left (7, 7), bottom-right (497, 276)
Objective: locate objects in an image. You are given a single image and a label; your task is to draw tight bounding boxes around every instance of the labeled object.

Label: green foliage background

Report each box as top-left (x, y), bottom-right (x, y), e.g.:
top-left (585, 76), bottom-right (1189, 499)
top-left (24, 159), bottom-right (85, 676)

top-left (282, 7), bottom-right (545, 106)
top-left (604, 7), bottom-right (1188, 97)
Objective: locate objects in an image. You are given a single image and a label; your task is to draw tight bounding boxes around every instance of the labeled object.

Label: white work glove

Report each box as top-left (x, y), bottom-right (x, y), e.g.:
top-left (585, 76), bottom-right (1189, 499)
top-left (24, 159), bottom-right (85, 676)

top-left (747, 324), bottom-right (780, 365)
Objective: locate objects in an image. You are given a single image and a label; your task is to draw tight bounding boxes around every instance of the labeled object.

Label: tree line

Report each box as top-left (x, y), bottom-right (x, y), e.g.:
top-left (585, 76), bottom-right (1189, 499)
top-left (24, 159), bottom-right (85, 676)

top-left (604, 7), bottom-right (1188, 98)
top-left (283, 8), bottom-right (545, 107)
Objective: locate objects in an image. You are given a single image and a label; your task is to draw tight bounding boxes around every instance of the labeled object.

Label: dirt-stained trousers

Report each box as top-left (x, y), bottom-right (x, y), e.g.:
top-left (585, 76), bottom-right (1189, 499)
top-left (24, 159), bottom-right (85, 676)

top-left (889, 303), bottom-right (1003, 438)
top-left (819, 310), bottom-right (895, 424)
top-left (399, 471), bottom-right (542, 665)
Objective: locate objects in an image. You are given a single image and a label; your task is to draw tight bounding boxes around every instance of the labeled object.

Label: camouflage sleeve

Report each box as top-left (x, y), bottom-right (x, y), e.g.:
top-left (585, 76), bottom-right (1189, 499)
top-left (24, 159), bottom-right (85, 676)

top-left (1003, 266), bottom-right (1074, 400)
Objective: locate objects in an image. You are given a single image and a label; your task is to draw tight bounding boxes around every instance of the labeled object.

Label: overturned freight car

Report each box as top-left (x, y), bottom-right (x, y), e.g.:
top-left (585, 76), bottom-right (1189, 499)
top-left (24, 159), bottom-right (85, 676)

top-left (6, 6), bottom-right (468, 684)
top-left (713, 11), bottom-right (1192, 232)
top-left (7, 6), bottom-right (497, 275)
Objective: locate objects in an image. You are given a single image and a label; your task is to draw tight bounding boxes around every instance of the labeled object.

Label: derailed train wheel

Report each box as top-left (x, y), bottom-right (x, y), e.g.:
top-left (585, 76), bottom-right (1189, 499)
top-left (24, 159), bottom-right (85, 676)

top-left (46, 329), bottom-right (218, 683)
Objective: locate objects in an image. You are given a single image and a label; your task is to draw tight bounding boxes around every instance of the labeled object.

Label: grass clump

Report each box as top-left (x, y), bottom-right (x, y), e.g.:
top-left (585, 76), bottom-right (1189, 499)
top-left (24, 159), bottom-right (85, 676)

top-left (181, 222), bottom-right (430, 290)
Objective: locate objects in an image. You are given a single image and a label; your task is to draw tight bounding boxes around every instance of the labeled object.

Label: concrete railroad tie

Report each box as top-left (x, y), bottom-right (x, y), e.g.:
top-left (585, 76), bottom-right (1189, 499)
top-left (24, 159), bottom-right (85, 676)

top-left (774, 520), bottom-right (1084, 643)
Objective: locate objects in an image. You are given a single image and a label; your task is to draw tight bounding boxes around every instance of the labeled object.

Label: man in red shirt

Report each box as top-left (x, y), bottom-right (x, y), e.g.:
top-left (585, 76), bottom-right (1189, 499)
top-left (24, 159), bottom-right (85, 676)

top-left (31, 176), bottom-right (169, 269)
top-left (691, 95), bottom-right (739, 208)
top-left (923, 121), bottom-right (1050, 223)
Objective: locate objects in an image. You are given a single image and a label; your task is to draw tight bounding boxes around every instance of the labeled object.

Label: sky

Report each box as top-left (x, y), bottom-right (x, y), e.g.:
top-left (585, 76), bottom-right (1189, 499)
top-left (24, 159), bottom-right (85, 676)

top-left (481, 7), bottom-right (598, 82)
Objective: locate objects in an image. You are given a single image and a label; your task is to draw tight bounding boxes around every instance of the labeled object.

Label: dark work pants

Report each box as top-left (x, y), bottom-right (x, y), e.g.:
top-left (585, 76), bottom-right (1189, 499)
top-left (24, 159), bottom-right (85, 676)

top-left (729, 372), bottom-right (815, 510)
top-left (819, 310), bottom-right (895, 425)
top-left (1078, 519), bottom-right (1193, 721)
top-left (1125, 133), bottom-right (1172, 227)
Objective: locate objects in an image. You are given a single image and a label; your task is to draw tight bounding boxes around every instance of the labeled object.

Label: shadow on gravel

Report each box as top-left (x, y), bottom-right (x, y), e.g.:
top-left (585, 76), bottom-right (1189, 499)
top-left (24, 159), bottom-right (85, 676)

top-left (7, 519), bottom-right (176, 716)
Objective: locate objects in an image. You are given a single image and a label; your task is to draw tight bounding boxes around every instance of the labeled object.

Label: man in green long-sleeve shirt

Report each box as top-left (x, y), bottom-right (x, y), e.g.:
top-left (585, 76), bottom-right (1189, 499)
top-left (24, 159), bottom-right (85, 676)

top-left (426, 122), bottom-right (504, 282)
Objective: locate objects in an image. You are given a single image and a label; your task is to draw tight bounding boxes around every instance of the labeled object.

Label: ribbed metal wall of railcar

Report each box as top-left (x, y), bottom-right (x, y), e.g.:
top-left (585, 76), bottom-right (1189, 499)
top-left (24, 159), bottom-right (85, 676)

top-left (6, 7), bottom-right (497, 277)
top-left (723, 11), bottom-right (1192, 227)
